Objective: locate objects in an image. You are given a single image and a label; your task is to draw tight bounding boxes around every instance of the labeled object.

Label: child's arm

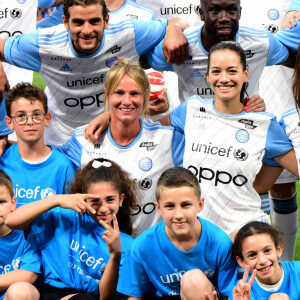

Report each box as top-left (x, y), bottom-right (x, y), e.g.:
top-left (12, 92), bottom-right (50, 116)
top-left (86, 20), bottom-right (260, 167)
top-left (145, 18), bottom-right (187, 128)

top-left (0, 270), bottom-right (37, 290)
top-left (5, 194), bottom-right (98, 230)
top-left (128, 298), bottom-right (142, 300)
top-left (99, 215), bottom-right (121, 300)
top-left (232, 267), bottom-right (256, 300)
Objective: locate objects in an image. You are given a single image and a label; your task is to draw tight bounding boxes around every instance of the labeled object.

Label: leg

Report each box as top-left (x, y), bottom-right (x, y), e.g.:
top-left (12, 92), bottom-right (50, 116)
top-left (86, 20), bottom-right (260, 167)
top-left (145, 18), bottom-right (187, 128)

top-left (269, 293), bottom-right (290, 300)
top-left (270, 181), bottom-right (298, 261)
top-left (4, 282), bottom-right (40, 300)
top-left (180, 269), bottom-right (215, 300)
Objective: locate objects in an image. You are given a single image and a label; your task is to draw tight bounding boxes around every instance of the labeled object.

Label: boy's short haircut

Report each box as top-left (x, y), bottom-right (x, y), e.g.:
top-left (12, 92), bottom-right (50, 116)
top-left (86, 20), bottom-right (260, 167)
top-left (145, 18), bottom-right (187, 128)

top-left (6, 82), bottom-right (48, 117)
top-left (155, 167), bottom-right (200, 202)
top-left (0, 170), bottom-right (14, 198)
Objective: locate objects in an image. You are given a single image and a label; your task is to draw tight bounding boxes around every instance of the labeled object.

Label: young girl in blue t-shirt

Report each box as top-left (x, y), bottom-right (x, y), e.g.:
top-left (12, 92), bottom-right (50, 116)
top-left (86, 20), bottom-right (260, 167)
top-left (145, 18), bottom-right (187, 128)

top-left (231, 221), bottom-right (300, 299)
top-left (5, 158), bottom-right (137, 300)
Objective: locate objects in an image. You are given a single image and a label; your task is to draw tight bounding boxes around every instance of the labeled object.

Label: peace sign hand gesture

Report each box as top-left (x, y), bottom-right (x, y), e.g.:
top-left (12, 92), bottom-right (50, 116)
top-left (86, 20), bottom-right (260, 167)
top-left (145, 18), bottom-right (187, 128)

top-left (233, 266), bottom-right (257, 300)
top-left (100, 214), bottom-right (121, 256)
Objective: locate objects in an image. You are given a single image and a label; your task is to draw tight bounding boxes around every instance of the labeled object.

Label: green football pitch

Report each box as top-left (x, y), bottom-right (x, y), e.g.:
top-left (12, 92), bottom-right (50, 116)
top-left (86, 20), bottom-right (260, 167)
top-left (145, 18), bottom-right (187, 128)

top-left (32, 72), bottom-right (300, 260)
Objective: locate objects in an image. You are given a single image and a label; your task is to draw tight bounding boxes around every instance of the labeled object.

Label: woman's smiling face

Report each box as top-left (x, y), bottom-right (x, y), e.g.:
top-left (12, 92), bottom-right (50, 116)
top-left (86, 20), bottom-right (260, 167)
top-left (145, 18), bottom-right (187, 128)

top-left (206, 49), bottom-right (249, 103)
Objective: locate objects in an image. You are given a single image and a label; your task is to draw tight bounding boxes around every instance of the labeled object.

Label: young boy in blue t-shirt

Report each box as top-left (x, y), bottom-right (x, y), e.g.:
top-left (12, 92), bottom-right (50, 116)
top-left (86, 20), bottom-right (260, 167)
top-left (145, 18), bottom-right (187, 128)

top-left (0, 170), bottom-right (41, 300)
top-left (117, 167), bottom-right (237, 299)
top-left (0, 82), bottom-right (75, 206)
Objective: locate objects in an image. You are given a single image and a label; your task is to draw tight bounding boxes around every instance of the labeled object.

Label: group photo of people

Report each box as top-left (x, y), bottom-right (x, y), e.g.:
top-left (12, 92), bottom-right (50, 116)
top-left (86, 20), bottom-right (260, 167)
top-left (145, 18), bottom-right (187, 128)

top-left (1, 0), bottom-right (300, 299)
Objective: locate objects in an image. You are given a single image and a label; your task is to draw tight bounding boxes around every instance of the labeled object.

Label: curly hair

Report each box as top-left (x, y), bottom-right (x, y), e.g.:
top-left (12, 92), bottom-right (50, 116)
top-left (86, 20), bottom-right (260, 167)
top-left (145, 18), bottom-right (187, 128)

top-left (69, 158), bottom-right (138, 235)
top-left (6, 82), bottom-right (48, 117)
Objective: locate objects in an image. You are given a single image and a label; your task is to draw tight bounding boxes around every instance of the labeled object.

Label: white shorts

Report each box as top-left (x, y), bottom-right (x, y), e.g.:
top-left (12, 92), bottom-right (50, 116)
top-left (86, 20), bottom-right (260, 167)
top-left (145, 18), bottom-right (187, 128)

top-left (275, 168), bottom-right (298, 184)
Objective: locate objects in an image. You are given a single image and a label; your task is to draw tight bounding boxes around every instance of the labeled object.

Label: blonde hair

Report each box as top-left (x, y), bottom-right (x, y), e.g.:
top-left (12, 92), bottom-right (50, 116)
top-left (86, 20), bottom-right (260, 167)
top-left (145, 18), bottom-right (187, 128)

top-left (104, 57), bottom-right (150, 117)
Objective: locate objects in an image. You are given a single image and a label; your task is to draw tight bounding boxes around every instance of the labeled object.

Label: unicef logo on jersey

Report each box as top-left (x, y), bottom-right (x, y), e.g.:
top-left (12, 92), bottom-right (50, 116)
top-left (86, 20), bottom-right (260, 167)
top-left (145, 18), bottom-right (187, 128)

top-left (234, 148), bottom-right (249, 161)
top-left (139, 178), bottom-right (152, 190)
top-left (267, 24), bottom-right (279, 34)
top-left (40, 188), bottom-right (56, 199)
top-left (10, 8), bottom-right (22, 19)
top-left (12, 257), bottom-right (21, 270)
top-left (235, 129), bottom-right (249, 143)
top-left (268, 9), bottom-right (279, 21)
top-left (139, 158), bottom-right (153, 171)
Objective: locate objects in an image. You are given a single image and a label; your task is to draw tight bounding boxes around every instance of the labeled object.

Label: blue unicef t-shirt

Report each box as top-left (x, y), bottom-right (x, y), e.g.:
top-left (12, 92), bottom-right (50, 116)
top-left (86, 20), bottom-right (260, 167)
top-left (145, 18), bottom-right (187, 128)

top-left (117, 217), bottom-right (237, 298)
top-left (27, 207), bottom-right (133, 296)
top-left (0, 145), bottom-right (75, 207)
top-left (229, 261), bottom-right (300, 299)
top-left (0, 230), bottom-right (42, 300)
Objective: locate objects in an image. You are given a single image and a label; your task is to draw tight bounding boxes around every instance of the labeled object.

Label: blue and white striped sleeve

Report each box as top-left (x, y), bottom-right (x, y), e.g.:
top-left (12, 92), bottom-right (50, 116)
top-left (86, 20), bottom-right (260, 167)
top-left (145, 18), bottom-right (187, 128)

top-left (288, 0), bottom-right (300, 11)
top-left (133, 18), bottom-right (168, 56)
top-left (275, 19), bottom-right (300, 52)
top-left (3, 30), bottom-right (41, 72)
top-left (266, 30), bottom-right (289, 66)
top-left (169, 100), bottom-right (189, 134)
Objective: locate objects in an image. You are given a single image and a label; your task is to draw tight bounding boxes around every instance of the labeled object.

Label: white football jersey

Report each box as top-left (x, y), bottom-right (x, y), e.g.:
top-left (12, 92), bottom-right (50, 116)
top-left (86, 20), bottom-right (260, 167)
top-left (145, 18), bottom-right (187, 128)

top-left (58, 118), bottom-right (184, 237)
top-left (170, 96), bottom-right (292, 234)
top-left (3, 19), bottom-right (168, 145)
top-left (149, 24), bottom-right (289, 103)
top-left (1, 0), bottom-right (37, 86)
top-left (240, 0), bottom-right (295, 119)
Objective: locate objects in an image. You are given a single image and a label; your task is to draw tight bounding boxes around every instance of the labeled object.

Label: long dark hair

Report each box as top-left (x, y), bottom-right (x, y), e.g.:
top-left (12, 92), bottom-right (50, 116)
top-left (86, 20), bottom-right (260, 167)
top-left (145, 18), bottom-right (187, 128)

top-left (69, 158), bottom-right (138, 235)
top-left (292, 43), bottom-right (300, 112)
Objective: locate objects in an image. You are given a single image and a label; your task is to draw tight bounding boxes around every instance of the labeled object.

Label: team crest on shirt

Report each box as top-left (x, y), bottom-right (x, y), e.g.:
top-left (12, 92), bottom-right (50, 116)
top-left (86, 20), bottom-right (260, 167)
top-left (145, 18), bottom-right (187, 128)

top-left (40, 188), bottom-right (56, 199)
top-left (10, 8), bottom-right (22, 19)
top-left (234, 148), bottom-right (249, 161)
top-left (17, 0), bottom-right (26, 3)
top-left (139, 157), bottom-right (152, 171)
top-left (235, 129), bottom-right (249, 143)
top-left (139, 178), bottom-right (152, 190)
top-left (106, 57), bottom-right (118, 67)
top-left (268, 9), bottom-right (279, 21)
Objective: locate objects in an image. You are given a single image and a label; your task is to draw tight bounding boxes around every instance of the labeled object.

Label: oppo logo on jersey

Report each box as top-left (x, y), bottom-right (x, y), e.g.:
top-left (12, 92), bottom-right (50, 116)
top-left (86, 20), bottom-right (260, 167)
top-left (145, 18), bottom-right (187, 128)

top-left (188, 165), bottom-right (248, 187)
top-left (131, 202), bottom-right (156, 216)
top-left (64, 92), bottom-right (104, 109)
top-left (0, 30), bottom-right (22, 39)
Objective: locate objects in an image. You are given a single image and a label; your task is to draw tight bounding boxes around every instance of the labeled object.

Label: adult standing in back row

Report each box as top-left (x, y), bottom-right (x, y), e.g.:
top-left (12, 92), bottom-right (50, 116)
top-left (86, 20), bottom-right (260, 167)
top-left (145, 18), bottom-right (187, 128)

top-left (0, 0), bottom-right (188, 146)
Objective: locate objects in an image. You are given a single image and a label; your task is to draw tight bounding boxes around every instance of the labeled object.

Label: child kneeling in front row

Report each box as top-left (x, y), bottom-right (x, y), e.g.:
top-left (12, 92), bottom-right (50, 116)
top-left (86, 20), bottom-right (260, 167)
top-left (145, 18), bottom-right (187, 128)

top-left (117, 167), bottom-right (237, 300)
top-left (230, 221), bottom-right (300, 300)
top-left (0, 170), bottom-right (41, 300)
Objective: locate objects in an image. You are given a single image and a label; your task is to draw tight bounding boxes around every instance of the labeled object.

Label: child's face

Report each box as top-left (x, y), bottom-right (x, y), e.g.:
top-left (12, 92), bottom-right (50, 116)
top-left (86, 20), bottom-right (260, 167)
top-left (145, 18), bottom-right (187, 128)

top-left (155, 186), bottom-right (204, 240)
top-left (5, 97), bottom-right (51, 144)
top-left (0, 185), bottom-right (16, 227)
top-left (236, 233), bottom-right (283, 285)
top-left (85, 181), bottom-right (124, 225)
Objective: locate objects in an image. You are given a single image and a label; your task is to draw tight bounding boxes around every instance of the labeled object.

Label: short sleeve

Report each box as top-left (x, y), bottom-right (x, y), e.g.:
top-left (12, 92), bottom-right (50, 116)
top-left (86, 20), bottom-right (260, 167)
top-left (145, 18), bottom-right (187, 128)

top-left (170, 100), bottom-right (189, 133)
top-left (262, 117), bottom-right (293, 166)
top-left (275, 19), bottom-right (300, 52)
top-left (3, 31), bottom-right (41, 72)
top-left (133, 19), bottom-right (168, 56)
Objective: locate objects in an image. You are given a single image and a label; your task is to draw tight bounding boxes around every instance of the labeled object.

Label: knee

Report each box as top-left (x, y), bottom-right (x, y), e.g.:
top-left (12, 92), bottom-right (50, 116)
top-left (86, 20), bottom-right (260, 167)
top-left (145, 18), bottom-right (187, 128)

top-left (4, 282), bottom-right (40, 300)
top-left (180, 269), bottom-right (214, 300)
top-left (269, 293), bottom-right (290, 300)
